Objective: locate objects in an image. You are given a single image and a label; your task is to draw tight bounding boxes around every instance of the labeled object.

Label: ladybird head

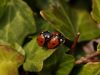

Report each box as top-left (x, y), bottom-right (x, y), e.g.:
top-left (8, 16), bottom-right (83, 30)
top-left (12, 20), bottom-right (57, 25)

top-left (42, 31), bottom-right (51, 41)
top-left (52, 32), bottom-right (66, 44)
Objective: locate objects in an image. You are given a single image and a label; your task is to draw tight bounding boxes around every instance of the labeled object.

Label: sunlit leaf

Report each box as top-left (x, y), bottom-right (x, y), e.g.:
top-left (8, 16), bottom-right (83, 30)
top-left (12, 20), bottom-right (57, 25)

top-left (91, 0), bottom-right (100, 23)
top-left (23, 36), bottom-right (56, 72)
top-left (78, 62), bottom-right (100, 75)
top-left (0, 42), bottom-right (24, 75)
top-left (0, 0), bottom-right (36, 45)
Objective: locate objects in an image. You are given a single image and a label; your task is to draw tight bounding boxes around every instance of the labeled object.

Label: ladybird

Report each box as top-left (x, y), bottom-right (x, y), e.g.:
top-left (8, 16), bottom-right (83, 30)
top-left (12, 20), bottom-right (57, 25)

top-left (47, 32), bottom-right (66, 49)
top-left (37, 31), bottom-right (66, 49)
top-left (37, 31), bottom-right (51, 47)
top-left (47, 35), bottom-right (60, 49)
top-left (52, 32), bottom-right (66, 43)
top-left (52, 32), bottom-right (60, 36)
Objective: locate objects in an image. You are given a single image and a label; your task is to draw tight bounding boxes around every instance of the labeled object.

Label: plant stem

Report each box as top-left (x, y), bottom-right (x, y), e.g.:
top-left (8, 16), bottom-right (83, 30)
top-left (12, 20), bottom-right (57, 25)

top-left (75, 52), bottom-right (100, 64)
top-left (70, 32), bottom-right (80, 54)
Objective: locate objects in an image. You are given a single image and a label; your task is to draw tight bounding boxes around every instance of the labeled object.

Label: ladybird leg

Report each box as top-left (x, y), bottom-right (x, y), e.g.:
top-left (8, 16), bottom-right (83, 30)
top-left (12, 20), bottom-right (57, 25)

top-left (69, 32), bottom-right (80, 54)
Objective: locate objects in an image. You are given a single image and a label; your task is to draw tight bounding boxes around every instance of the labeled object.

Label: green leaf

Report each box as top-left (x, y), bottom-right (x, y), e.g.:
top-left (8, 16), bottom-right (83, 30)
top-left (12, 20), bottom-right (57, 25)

top-left (40, 3), bottom-right (76, 40)
top-left (0, 39), bottom-right (25, 56)
top-left (91, 0), bottom-right (100, 23)
top-left (38, 47), bottom-right (75, 75)
top-left (56, 54), bottom-right (75, 75)
top-left (70, 10), bottom-right (100, 41)
top-left (35, 16), bottom-right (55, 33)
top-left (0, 62), bottom-right (19, 75)
top-left (40, 0), bottom-right (100, 41)
top-left (23, 36), bottom-right (56, 72)
top-left (97, 43), bottom-right (100, 52)
top-left (78, 62), bottom-right (100, 75)
top-left (0, 0), bottom-right (36, 45)
top-left (0, 0), bottom-right (8, 19)
top-left (0, 42), bottom-right (24, 75)
top-left (78, 43), bottom-right (100, 75)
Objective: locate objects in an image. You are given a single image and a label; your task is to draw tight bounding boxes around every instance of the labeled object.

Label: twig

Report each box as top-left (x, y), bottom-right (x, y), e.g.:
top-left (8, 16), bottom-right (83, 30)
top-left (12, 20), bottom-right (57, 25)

top-left (70, 32), bottom-right (80, 54)
top-left (75, 52), bottom-right (100, 64)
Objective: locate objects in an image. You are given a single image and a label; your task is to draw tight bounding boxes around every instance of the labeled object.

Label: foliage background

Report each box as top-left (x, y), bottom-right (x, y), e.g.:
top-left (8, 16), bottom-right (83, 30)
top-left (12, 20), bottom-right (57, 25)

top-left (0, 0), bottom-right (100, 75)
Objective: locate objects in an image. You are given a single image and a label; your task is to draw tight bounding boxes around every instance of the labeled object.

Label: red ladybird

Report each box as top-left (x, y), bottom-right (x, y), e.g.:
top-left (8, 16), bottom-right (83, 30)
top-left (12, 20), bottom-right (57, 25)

top-left (47, 32), bottom-right (65, 49)
top-left (37, 31), bottom-right (66, 49)
top-left (37, 31), bottom-right (51, 47)
top-left (47, 35), bottom-right (60, 49)
top-left (52, 32), bottom-right (66, 43)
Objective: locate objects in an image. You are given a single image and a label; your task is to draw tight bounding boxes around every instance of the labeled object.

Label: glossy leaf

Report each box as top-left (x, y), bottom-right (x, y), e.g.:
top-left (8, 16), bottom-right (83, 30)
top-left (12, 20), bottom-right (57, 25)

top-left (0, 42), bottom-right (24, 75)
top-left (38, 47), bottom-right (75, 75)
top-left (78, 62), bottom-right (100, 75)
top-left (71, 10), bottom-right (100, 41)
top-left (40, 0), bottom-right (100, 41)
top-left (40, 3), bottom-right (76, 40)
top-left (91, 0), bottom-right (100, 23)
top-left (0, 0), bottom-right (36, 45)
top-left (23, 36), bottom-right (56, 72)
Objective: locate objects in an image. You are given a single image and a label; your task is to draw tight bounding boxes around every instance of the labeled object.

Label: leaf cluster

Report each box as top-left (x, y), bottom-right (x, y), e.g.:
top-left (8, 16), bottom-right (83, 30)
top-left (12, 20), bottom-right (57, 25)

top-left (0, 0), bottom-right (100, 75)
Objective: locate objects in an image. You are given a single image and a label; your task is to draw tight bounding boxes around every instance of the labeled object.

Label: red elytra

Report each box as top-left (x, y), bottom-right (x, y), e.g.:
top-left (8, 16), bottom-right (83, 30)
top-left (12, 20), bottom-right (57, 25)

top-left (37, 33), bottom-right (45, 47)
top-left (37, 31), bottom-right (52, 47)
top-left (47, 35), bottom-right (60, 49)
